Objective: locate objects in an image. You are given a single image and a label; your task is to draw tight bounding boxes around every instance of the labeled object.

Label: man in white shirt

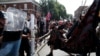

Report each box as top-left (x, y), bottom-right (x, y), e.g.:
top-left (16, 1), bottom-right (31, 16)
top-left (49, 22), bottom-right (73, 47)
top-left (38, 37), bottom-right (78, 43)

top-left (27, 11), bottom-right (38, 56)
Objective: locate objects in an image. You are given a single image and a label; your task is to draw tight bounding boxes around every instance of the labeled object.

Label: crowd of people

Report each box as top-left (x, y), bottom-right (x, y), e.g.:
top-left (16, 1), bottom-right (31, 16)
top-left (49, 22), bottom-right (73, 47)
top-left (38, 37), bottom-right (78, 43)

top-left (0, 5), bottom-right (70, 56)
top-left (0, 0), bottom-right (100, 56)
top-left (0, 5), bottom-right (73, 56)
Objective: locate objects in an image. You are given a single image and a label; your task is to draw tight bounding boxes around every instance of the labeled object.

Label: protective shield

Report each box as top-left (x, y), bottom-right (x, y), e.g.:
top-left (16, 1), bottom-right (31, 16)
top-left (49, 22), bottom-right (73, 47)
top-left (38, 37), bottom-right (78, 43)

top-left (4, 7), bottom-right (26, 31)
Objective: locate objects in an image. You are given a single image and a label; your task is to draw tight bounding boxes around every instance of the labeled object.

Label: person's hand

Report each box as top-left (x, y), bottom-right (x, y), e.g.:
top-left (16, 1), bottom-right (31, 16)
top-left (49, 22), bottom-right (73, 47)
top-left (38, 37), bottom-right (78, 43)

top-left (22, 34), bottom-right (28, 38)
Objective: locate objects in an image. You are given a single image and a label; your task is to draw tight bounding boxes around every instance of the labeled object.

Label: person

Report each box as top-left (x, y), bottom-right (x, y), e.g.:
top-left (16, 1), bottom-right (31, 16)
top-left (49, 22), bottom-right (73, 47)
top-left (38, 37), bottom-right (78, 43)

top-left (96, 23), bottom-right (100, 56)
top-left (0, 7), bottom-right (25, 56)
top-left (66, 15), bottom-right (88, 56)
top-left (47, 24), bottom-right (67, 56)
top-left (27, 11), bottom-right (38, 56)
top-left (37, 18), bottom-right (44, 37)
top-left (0, 11), bottom-right (5, 47)
top-left (66, 15), bottom-right (83, 39)
top-left (0, 11), bottom-right (21, 56)
top-left (0, 5), bottom-right (6, 13)
top-left (19, 21), bottom-right (31, 56)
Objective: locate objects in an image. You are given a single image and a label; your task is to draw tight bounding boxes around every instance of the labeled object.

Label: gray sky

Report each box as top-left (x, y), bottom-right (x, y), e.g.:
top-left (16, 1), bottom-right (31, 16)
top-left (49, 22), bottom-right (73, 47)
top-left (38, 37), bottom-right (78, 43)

top-left (35, 0), bottom-right (94, 16)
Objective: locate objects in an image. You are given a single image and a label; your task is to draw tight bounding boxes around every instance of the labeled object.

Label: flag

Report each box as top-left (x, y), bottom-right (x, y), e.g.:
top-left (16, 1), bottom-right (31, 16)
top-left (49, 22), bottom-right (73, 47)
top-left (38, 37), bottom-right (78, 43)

top-left (65, 0), bottom-right (100, 53)
top-left (46, 11), bottom-right (51, 21)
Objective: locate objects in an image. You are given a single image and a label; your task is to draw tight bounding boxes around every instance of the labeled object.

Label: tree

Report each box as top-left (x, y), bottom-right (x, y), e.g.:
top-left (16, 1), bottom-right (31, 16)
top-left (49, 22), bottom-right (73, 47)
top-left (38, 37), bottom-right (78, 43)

top-left (39, 0), bottom-right (68, 20)
top-left (67, 14), bottom-right (73, 21)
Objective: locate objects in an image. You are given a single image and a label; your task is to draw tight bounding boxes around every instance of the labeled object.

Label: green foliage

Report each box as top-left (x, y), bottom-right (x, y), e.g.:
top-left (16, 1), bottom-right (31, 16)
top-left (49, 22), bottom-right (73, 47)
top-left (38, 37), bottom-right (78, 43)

top-left (39, 0), bottom-right (70, 20)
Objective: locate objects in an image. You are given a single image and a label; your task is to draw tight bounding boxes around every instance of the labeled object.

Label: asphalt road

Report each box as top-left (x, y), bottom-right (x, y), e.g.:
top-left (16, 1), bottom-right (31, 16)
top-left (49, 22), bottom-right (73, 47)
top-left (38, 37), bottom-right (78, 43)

top-left (34, 39), bottom-right (96, 56)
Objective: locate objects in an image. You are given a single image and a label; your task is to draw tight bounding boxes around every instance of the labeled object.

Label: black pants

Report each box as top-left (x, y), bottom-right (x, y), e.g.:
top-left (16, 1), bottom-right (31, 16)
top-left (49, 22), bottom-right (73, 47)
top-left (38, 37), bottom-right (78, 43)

top-left (19, 38), bottom-right (30, 56)
top-left (96, 40), bottom-right (100, 56)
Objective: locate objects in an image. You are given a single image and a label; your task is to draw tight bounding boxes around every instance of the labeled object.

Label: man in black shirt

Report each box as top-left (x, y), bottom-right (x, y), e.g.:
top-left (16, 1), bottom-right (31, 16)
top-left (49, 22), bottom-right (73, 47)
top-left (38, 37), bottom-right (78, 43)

top-left (19, 22), bottom-right (31, 56)
top-left (0, 11), bottom-right (5, 47)
top-left (0, 9), bottom-right (23, 56)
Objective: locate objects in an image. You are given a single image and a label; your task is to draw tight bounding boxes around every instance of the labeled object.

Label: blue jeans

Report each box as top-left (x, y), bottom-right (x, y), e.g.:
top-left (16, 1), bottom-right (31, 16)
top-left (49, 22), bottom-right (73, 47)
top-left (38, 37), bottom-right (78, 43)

top-left (0, 38), bottom-right (21, 56)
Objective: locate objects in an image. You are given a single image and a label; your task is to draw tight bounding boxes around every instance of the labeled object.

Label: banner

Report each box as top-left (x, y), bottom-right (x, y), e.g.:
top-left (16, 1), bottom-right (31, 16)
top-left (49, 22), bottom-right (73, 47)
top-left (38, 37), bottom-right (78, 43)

top-left (65, 0), bottom-right (100, 53)
top-left (46, 11), bottom-right (51, 21)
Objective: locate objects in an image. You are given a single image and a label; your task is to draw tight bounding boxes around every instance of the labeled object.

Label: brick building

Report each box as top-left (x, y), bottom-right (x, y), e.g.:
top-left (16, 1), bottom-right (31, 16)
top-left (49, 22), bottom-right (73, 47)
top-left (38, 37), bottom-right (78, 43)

top-left (0, 0), bottom-right (41, 18)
